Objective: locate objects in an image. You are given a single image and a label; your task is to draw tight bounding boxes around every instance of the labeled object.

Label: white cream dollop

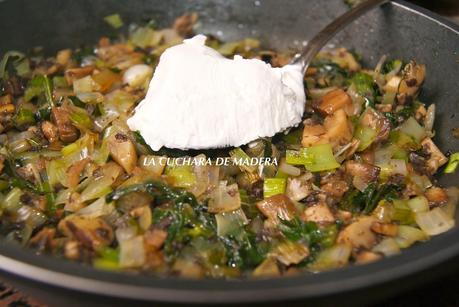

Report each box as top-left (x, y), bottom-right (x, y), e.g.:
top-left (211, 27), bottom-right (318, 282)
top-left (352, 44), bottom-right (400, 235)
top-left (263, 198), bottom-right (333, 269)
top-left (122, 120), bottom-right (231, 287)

top-left (127, 34), bottom-right (305, 150)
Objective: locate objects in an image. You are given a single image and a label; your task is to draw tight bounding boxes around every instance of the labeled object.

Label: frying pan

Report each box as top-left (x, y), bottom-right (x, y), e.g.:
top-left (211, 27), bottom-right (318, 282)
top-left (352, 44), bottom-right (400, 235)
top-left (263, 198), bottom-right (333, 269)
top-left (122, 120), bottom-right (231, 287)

top-left (0, 0), bottom-right (458, 305)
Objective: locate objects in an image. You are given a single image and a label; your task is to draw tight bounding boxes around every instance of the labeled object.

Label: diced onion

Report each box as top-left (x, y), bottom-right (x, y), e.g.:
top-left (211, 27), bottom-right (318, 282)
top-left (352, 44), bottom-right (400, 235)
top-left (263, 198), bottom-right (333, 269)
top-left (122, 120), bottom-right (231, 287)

top-left (123, 64), bottom-right (153, 87)
top-left (407, 196), bottom-right (429, 213)
top-left (115, 225), bottom-right (138, 243)
top-left (77, 197), bottom-right (114, 218)
top-left (399, 117), bottom-right (426, 143)
top-left (208, 182), bottom-right (241, 213)
top-left (278, 159), bottom-right (301, 177)
top-left (215, 208), bottom-right (248, 236)
top-left (372, 238), bottom-right (400, 256)
top-left (415, 207), bottom-right (455, 236)
top-left (271, 241), bottom-right (310, 266)
top-left (309, 244), bottom-right (352, 272)
top-left (119, 235), bottom-right (145, 268)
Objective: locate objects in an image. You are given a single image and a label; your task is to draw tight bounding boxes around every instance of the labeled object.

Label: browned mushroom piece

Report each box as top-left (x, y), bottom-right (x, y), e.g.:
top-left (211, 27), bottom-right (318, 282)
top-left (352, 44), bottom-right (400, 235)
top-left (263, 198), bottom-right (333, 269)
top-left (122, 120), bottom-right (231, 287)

top-left (51, 106), bottom-right (79, 143)
top-left (58, 215), bottom-right (114, 250)
top-left (286, 175), bottom-right (312, 201)
top-left (360, 107), bottom-right (391, 143)
top-left (0, 154), bottom-right (5, 174)
top-left (420, 138), bottom-right (448, 175)
top-left (425, 187), bottom-right (449, 207)
top-left (66, 158), bottom-right (91, 188)
top-left (64, 66), bottom-right (95, 85)
top-left (302, 202), bottom-right (335, 224)
top-left (320, 170), bottom-right (349, 199)
top-left (371, 221), bottom-right (398, 237)
top-left (173, 13), bottom-right (198, 37)
top-left (301, 122), bottom-right (329, 147)
top-left (397, 61), bottom-right (426, 105)
top-left (256, 194), bottom-right (297, 224)
top-left (29, 227), bottom-right (56, 251)
top-left (355, 251), bottom-right (382, 264)
top-left (41, 120), bottom-right (59, 143)
top-left (323, 109), bottom-right (353, 148)
top-left (108, 132), bottom-right (138, 173)
top-left (344, 160), bottom-right (380, 185)
top-left (144, 229), bottom-right (168, 250)
top-left (315, 88), bottom-right (353, 116)
top-left (337, 216), bottom-right (378, 249)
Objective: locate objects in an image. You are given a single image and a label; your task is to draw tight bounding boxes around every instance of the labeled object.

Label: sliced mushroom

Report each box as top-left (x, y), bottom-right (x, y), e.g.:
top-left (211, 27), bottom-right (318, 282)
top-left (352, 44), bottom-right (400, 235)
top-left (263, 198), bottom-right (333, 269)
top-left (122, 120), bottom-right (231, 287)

top-left (64, 66), bottom-right (95, 85)
top-left (355, 251), bottom-right (382, 264)
top-left (320, 170), bottom-right (349, 198)
top-left (66, 158), bottom-right (91, 188)
top-left (323, 109), bottom-right (353, 148)
top-left (173, 13), bottom-right (198, 37)
top-left (337, 216), bottom-right (377, 249)
top-left (315, 88), bottom-right (353, 116)
top-left (286, 175), bottom-right (312, 201)
top-left (425, 187), bottom-right (449, 207)
top-left (344, 160), bottom-right (380, 186)
top-left (41, 121), bottom-right (59, 143)
top-left (301, 122), bottom-right (329, 147)
top-left (58, 215), bottom-right (114, 250)
top-left (144, 229), bottom-right (168, 250)
top-left (256, 194), bottom-right (297, 224)
top-left (420, 138), bottom-right (448, 175)
top-left (108, 132), bottom-right (137, 173)
top-left (397, 61), bottom-right (426, 105)
top-left (51, 106), bottom-right (79, 143)
top-left (302, 202), bottom-right (335, 224)
top-left (371, 221), bottom-right (398, 237)
top-left (29, 227), bottom-right (56, 251)
top-left (360, 107), bottom-right (390, 143)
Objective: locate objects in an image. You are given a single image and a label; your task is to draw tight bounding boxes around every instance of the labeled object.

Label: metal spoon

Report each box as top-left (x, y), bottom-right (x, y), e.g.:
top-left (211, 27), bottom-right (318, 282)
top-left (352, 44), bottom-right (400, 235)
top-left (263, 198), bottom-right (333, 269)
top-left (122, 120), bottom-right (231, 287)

top-left (292, 0), bottom-right (389, 74)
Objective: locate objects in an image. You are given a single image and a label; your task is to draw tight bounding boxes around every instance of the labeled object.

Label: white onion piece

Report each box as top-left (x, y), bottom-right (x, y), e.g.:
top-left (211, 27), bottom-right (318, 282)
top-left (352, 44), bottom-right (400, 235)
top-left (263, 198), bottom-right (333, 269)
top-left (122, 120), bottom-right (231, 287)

top-left (119, 235), bottom-right (145, 268)
top-left (442, 187), bottom-right (459, 219)
top-left (278, 160), bottom-right (301, 177)
top-left (415, 207), bottom-right (455, 236)
top-left (115, 225), bottom-right (138, 242)
top-left (407, 196), bottom-right (429, 213)
top-left (389, 159), bottom-right (407, 176)
top-left (424, 104), bottom-right (435, 132)
top-left (123, 64), bottom-right (153, 87)
top-left (215, 208), bottom-right (248, 236)
top-left (76, 197), bottom-right (113, 218)
top-left (372, 238), bottom-right (400, 256)
top-left (309, 244), bottom-right (352, 272)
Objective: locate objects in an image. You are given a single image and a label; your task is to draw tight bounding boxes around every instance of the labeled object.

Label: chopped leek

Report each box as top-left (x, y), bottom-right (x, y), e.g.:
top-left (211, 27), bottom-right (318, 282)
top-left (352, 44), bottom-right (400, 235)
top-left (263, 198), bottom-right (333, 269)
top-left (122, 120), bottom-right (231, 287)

top-left (399, 117), bottom-right (426, 143)
top-left (215, 208), bottom-right (249, 236)
top-left (395, 225), bottom-right (428, 248)
top-left (286, 149), bottom-right (313, 165)
top-left (287, 144), bottom-right (339, 172)
top-left (355, 126), bottom-right (377, 151)
top-left (165, 164), bottom-right (196, 188)
top-left (444, 152), bottom-right (459, 174)
top-left (104, 14), bottom-right (124, 29)
top-left (309, 244), bottom-right (352, 272)
top-left (229, 147), bottom-right (257, 173)
top-left (263, 178), bottom-right (286, 198)
top-left (0, 51), bottom-right (24, 79)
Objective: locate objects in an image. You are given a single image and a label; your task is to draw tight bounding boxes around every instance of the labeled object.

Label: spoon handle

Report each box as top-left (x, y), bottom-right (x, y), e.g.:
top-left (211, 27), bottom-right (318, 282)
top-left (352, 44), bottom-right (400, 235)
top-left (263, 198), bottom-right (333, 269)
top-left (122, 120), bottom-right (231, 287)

top-left (292, 0), bottom-right (389, 74)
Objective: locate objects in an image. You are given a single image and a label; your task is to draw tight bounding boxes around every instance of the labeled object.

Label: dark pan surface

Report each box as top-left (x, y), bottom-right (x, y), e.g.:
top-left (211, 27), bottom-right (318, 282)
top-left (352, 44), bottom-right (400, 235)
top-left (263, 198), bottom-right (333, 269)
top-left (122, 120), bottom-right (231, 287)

top-left (0, 0), bottom-right (458, 304)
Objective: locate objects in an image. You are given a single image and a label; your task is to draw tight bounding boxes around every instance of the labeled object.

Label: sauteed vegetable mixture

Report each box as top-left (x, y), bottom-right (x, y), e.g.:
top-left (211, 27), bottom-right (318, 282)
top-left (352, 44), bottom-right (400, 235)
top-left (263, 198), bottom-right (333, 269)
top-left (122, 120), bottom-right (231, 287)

top-left (0, 14), bottom-right (457, 278)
